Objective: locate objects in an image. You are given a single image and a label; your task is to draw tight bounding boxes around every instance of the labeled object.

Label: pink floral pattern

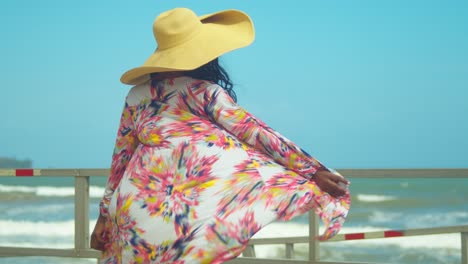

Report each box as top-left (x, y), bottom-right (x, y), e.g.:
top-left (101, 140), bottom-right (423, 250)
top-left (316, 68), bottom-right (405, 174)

top-left (99, 76), bottom-right (350, 263)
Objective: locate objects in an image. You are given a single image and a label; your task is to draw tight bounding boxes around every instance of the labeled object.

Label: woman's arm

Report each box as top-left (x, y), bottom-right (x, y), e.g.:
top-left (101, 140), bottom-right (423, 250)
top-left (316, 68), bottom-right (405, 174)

top-left (99, 99), bottom-right (139, 217)
top-left (205, 85), bottom-right (325, 177)
top-left (204, 84), bottom-right (349, 196)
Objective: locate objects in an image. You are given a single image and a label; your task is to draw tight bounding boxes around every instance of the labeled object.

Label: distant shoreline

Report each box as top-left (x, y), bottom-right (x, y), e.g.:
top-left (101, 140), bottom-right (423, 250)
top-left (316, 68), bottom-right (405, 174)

top-left (0, 157), bottom-right (32, 169)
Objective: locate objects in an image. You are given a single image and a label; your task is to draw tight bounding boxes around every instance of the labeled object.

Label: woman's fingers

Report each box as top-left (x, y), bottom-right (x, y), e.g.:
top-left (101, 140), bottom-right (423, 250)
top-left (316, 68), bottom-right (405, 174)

top-left (328, 172), bottom-right (350, 185)
top-left (90, 233), bottom-right (105, 251)
top-left (326, 178), bottom-right (347, 197)
top-left (319, 177), bottom-right (344, 197)
top-left (95, 226), bottom-right (108, 243)
top-left (315, 171), bottom-right (349, 198)
top-left (90, 214), bottom-right (108, 251)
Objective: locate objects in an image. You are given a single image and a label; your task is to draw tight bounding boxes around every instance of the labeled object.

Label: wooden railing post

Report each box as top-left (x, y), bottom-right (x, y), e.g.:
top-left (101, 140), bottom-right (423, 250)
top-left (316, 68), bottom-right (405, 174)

top-left (462, 232), bottom-right (468, 264)
top-left (285, 243), bottom-right (294, 259)
top-left (308, 211), bottom-right (320, 261)
top-left (74, 174), bottom-right (90, 254)
top-left (242, 245), bottom-right (256, 257)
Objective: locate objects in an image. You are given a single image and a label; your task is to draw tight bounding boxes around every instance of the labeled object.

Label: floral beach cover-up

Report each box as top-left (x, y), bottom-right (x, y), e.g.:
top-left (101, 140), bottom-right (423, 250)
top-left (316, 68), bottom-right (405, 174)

top-left (99, 76), bottom-right (350, 264)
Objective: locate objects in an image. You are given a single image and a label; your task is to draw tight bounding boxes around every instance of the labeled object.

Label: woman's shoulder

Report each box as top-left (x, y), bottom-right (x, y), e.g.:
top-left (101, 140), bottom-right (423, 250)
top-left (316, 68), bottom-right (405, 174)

top-left (124, 76), bottom-right (221, 106)
top-left (125, 80), bottom-right (152, 106)
top-left (167, 76), bottom-right (219, 96)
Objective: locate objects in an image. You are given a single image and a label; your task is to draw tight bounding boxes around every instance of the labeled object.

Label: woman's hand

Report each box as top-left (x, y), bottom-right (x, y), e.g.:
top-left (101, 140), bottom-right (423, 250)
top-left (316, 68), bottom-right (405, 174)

top-left (90, 214), bottom-right (108, 251)
top-left (314, 170), bottom-right (349, 198)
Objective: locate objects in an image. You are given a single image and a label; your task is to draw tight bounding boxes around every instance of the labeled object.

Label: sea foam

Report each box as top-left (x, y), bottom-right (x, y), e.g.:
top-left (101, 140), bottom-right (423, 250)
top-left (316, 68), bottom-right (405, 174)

top-left (0, 219), bottom-right (77, 237)
top-left (356, 194), bottom-right (397, 202)
top-left (0, 184), bottom-right (105, 198)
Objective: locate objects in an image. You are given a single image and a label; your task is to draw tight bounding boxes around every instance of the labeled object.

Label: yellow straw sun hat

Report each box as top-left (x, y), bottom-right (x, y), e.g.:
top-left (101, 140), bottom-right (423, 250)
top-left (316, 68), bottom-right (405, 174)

top-left (120, 7), bottom-right (255, 85)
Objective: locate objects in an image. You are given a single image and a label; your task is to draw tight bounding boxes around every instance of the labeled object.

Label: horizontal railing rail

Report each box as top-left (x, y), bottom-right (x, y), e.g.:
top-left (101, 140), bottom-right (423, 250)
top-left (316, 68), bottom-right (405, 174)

top-left (0, 168), bottom-right (467, 264)
top-left (2, 168), bottom-right (468, 178)
top-left (246, 225), bottom-right (468, 245)
top-left (0, 247), bottom-right (100, 259)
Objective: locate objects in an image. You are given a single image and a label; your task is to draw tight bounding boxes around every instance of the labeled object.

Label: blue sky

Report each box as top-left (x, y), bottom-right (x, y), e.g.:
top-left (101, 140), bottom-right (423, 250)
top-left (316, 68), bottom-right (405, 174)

top-left (1, 0), bottom-right (467, 169)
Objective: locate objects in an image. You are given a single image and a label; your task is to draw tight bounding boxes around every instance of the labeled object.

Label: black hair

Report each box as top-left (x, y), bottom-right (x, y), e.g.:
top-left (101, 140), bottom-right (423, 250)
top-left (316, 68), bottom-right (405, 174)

top-left (185, 58), bottom-right (237, 102)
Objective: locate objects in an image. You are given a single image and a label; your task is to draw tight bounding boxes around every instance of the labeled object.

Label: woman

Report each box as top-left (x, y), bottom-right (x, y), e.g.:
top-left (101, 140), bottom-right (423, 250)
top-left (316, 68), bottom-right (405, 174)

top-left (91, 7), bottom-right (350, 264)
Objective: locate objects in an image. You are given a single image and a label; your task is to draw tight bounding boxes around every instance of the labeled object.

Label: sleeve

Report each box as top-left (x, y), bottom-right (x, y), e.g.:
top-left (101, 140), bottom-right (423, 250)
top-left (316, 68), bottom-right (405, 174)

top-left (99, 99), bottom-right (139, 217)
top-left (204, 84), bottom-right (328, 178)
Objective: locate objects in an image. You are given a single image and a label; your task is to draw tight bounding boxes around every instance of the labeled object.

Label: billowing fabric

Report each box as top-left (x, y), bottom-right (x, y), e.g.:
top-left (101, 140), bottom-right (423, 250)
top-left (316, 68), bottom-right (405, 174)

top-left (99, 76), bottom-right (350, 264)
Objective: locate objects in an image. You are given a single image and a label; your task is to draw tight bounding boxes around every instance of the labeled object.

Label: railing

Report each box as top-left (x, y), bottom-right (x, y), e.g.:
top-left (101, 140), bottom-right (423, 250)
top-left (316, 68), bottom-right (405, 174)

top-left (0, 168), bottom-right (467, 264)
top-left (0, 169), bottom-right (105, 260)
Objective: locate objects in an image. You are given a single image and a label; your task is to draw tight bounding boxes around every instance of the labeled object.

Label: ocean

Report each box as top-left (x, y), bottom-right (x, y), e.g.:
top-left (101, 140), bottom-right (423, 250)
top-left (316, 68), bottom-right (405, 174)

top-left (0, 176), bottom-right (467, 264)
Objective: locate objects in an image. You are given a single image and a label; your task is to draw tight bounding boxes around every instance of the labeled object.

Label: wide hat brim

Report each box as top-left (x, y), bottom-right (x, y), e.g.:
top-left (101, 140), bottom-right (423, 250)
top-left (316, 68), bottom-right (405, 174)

top-left (120, 9), bottom-right (255, 85)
